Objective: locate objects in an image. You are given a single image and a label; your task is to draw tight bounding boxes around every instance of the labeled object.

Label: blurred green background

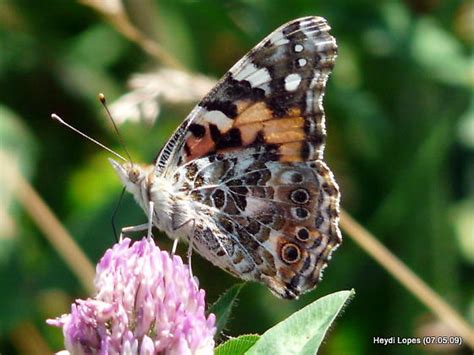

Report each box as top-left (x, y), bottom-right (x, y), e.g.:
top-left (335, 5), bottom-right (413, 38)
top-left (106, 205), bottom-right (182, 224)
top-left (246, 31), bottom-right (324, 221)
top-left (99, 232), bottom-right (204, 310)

top-left (1, 0), bottom-right (473, 354)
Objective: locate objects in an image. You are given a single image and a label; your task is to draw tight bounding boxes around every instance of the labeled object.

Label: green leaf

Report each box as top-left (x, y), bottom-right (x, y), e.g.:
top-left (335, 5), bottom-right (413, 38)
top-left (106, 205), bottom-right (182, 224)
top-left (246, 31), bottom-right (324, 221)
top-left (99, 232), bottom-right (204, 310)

top-left (209, 283), bottom-right (245, 335)
top-left (246, 290), bottom-right (355, 355)
top-left (215, 334), bottom-right (260, 355)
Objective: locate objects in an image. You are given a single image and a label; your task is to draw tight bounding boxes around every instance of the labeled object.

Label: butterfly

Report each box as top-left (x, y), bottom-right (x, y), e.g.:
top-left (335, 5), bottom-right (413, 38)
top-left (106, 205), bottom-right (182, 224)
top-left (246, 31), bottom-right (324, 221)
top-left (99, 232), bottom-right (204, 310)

top-left (110, 16), bottom-right (342, 299)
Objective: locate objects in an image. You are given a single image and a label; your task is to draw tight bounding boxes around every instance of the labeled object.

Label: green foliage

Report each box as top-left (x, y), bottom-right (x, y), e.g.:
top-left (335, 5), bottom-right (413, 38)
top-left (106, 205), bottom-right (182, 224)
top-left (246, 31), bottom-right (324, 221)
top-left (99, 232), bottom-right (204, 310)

top-left (209, 283), bottom-right (246, 336)
top-left (246, 290), bottom-right (354, 355)
top-left (215, 290), bottom-right (354, 355)
top-left (215, 334), bottom-right (260, 355)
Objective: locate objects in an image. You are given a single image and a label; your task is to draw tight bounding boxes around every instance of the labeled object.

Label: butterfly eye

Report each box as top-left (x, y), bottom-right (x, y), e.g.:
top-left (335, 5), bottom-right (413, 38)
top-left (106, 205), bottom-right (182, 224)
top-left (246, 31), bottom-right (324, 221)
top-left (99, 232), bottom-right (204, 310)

top-left (128, 168), bottom-right (140, 183)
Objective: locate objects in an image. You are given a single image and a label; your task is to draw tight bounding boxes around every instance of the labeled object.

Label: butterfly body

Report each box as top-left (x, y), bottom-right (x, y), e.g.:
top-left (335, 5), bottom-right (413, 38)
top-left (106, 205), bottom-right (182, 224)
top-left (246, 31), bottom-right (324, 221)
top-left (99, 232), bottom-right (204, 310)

top-left (111, 16), bottom-right (341, 299)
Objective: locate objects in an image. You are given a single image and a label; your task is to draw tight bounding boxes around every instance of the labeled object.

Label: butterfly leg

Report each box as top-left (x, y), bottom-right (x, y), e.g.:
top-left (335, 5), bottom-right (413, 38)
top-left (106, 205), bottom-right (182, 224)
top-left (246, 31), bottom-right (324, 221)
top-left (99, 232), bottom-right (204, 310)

top-left (171, 238), bottom-right (179, 255)
top-left (187, 219), bottom-right (196, 276)
top-left (187, 238), bottom-right (194, 276)
top-left (121, 223), bottom-right (149, 240)
top-left (170, 218), bottom-right (196, 275)
top-left (147, 201), bottom-right (155, 239)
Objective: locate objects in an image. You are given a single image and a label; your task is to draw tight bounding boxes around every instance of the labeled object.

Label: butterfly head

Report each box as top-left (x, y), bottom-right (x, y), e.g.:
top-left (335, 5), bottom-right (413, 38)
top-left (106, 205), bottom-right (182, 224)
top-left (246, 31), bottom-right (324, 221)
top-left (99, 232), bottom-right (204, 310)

top-left (108, 158), bottom-right (155, 197)
top-left (109, 158), bottom-right (175, 233)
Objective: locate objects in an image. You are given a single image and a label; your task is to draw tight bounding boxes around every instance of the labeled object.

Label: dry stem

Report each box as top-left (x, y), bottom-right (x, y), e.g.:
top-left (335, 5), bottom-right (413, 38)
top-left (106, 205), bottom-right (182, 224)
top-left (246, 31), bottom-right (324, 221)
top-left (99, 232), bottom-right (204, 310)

top-left (80, 0), bottom-right (186, 70)
top-left (13, 168), bottom-right (95, 294)
top-left (9, 321), bottom-right (52, 355)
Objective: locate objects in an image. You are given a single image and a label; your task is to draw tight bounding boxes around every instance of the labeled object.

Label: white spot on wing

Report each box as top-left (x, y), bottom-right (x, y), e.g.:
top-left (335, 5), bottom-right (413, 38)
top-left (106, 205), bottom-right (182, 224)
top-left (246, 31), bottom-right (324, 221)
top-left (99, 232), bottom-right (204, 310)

top-left (298, 58), bottom-right (307, 67)
top-left (284, 73), bottom-right (302, 91)
top-left (269, 30), bottom-right (289, 46)
top-left (203, 110), bottom-right (234, 131)
top-left (233, 61), bottom-right (271, 91)
top-left (245, 68), bottom-right (271, 90)
top-left (294, 44), bottom-right (304, 52)
top-left (232, 61), bottom-right (255, 80)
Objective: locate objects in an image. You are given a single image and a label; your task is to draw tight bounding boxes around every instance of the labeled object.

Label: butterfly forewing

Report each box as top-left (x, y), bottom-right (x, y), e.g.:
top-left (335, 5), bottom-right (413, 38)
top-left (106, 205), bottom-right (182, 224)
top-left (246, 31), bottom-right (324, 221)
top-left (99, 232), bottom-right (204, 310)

top-left (156, 16), bottom-right (337, 173)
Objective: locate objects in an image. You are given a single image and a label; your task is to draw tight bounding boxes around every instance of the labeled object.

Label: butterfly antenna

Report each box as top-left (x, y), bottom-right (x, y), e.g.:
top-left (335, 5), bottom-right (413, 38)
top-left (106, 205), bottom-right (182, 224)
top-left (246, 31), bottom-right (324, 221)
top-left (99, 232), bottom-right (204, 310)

top-left (98, 93), bottom-right (134, 165)
top-left (51, 113), bottom-right (127, 161)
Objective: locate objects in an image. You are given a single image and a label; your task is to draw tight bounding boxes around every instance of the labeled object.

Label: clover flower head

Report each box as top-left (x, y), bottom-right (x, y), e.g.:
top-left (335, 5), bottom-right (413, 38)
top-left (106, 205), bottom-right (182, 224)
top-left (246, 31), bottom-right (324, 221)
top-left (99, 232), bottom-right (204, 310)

top-left (48, 237), bottom-right (216, 354)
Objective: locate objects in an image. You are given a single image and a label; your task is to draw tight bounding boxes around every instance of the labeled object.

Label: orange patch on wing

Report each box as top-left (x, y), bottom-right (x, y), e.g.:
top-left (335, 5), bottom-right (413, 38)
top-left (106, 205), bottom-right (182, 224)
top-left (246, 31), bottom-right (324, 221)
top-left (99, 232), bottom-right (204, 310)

top-left (263, 117), bottom-right (305, 144)
top-left (278, 142), bottom-right (303, 162)
top-left (237, 115), bottom-right (307, 147)
top-left (236, 100), bottom-right (253, 114)
top-left (234, 101), bottom-right (274, 126)
top-left (239, 122), bottom-right (263, 145)
top-left (184, 102), bottom-right (308, 161)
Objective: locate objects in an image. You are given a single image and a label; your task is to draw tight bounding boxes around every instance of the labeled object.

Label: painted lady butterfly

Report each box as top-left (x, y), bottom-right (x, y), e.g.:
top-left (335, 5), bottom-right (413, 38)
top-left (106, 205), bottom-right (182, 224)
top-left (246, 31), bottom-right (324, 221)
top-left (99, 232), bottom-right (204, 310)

top-left (110, 16), bottom-right (341, 299)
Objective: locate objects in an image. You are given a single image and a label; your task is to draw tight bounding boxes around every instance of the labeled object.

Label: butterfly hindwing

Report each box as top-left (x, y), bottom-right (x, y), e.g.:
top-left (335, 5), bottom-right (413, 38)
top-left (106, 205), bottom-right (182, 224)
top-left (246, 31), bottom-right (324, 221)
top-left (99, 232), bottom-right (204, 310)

top-left (172, 149), bottom-right (341, 298)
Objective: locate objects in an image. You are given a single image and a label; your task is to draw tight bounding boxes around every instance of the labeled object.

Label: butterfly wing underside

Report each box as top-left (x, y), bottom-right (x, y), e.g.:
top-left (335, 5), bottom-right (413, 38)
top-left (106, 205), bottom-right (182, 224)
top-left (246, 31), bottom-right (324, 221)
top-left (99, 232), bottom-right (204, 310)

top-left (158, 16), bottom-right (341, 298)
